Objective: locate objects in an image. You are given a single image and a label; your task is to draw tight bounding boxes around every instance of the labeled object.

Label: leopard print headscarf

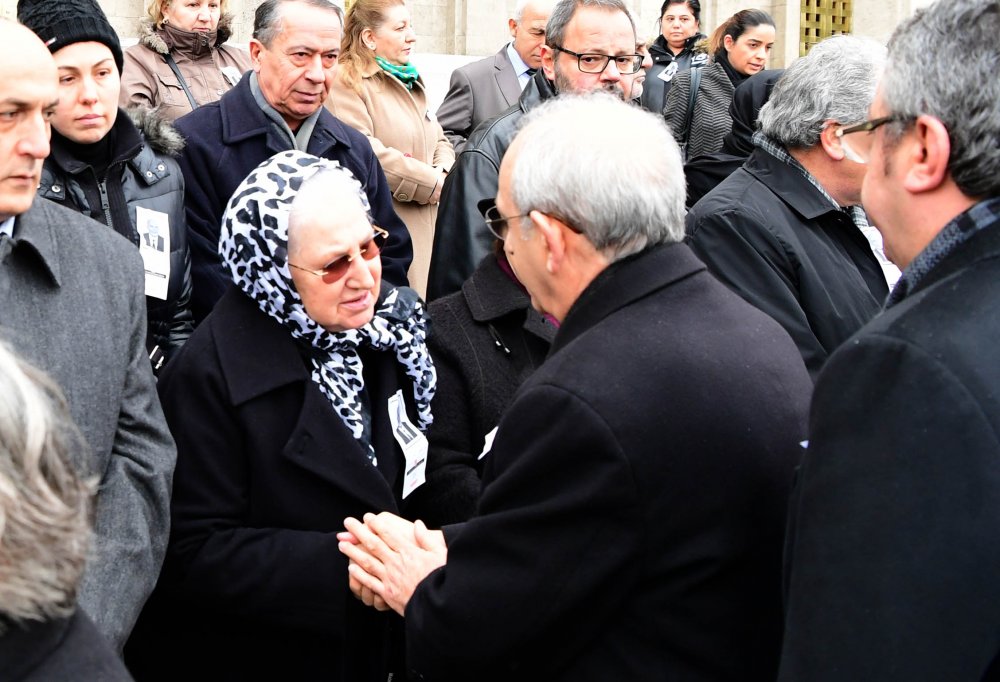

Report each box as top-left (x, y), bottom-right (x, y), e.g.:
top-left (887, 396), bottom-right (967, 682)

top-left (219, 150), bottom-right (435, 463)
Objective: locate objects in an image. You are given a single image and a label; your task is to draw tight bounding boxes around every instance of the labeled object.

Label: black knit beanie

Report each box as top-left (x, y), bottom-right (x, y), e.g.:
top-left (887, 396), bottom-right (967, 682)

top-left (17, 0), bottom-right (125, 73)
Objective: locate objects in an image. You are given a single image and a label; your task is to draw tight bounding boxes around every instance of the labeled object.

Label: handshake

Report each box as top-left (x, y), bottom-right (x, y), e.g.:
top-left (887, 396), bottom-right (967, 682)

top-left (337, 512), bottom-right (448, 615)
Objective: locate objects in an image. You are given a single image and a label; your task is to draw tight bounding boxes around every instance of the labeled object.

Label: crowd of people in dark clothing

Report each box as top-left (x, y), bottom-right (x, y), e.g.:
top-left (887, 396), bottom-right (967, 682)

top-left (2, 0), bottom-right (1000, 679)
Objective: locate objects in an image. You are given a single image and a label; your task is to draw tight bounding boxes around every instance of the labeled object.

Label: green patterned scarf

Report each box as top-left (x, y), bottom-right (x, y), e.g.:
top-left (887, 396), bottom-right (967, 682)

top-left (375, 56), bottom-right (420, 89)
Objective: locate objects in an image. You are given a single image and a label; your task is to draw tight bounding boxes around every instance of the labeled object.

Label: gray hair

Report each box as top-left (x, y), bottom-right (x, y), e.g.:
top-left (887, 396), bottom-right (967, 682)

top-left (510, 92), bottom-right (686, 261)
top-left (546, 0), bottom-right (635, 49)
top-left (882, 0), bottom-right (1000, 198)
top-left (0, 341), bottom-right (93, 631)
top-left (757, 35), bottom-right (886, 149)
top-left (253, 0), bottom-right (344, 48)
top-left (514, 0), bottom-right (530, 21)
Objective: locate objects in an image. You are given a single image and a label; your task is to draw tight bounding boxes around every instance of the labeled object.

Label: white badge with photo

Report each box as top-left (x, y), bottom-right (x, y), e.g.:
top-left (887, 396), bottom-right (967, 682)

top-left (388, 390), bottom-right (428, 498)
top-left (220, 66), bottom-right (243, 87)
top-left (136, 206), bottom-right (171, 300)
top-left (478, 426), bottom-right (498, 460)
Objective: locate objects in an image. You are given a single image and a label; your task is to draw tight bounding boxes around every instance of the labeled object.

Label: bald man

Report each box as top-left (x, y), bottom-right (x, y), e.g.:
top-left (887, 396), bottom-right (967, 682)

top-left (436, 0), bottom-right (556, 154)
top-left (0, 19), bottom-right (175, 652)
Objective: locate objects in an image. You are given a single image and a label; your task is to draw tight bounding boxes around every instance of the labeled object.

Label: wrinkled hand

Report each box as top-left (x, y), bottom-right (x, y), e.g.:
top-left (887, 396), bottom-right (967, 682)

top-left (337, 530), bottom-right (390, 611)
top-left (338, 512), bottom-right (447, 616)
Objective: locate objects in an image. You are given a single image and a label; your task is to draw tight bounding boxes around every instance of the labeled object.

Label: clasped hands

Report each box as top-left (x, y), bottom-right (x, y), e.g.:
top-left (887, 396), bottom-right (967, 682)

top-left (337, 512), bottom-right (447, 616)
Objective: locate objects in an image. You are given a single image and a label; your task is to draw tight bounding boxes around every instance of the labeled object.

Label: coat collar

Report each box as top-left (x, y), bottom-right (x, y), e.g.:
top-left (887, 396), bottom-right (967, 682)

top-left (907, 212), bottom-right (1000, 300)
top-left (743, 147), bottom-right (845, 222)
top-left (219, 77), bottom-right (355, 157)
top-left (461, 254), bottom-right (557, 343)
top-left (552, 242), bottom-right (706, 354)
top-left (210, 285), bottom-right (312, 403)
top-left (10, 198), bottom-right (68, 287)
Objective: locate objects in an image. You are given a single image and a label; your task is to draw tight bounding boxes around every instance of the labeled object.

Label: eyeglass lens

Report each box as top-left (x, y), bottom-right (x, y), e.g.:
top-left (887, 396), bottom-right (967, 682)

top-left (318, 230), bottom-right (387, 282)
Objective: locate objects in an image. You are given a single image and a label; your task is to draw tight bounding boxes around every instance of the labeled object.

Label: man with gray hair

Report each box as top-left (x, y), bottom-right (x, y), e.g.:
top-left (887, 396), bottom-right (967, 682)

top-left (779, 0), bottom-right (1000, 679)
top-left (337, 92), bottom-right (812, 681)
top-left (174, 0), bottom-right (412, 322)
top-left (0, 342), bottom-right (130, 680)
top-left (426, 0), bottom-right (644, 300)
top-left (436, 0), bottom-right (556, 153)
top-left (686, 35), bottom-right (893, 379)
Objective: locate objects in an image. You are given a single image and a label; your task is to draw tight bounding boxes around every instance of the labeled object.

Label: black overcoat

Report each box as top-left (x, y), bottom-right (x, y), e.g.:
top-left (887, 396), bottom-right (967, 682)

top-left (405, 243), bottom-right (813, 681)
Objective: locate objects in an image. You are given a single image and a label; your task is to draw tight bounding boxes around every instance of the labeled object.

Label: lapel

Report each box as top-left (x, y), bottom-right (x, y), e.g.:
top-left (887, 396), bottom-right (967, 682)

top-left (213, 287), bottom-right (400, 512)
top-left (494, 46), bottom-right (522, 108)
top-left (908, 219), bottom-right (1000, 299)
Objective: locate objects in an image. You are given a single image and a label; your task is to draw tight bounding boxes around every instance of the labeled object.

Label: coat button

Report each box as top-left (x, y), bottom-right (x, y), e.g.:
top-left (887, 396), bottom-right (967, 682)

top-left (157, 164), bottom-right (165, 171)
top-left (51, 184), bottom-right (61, 193)
top-left (146, 171), bottom-right (154, 177)
top-left (398, 193), bottom-right (409, 201)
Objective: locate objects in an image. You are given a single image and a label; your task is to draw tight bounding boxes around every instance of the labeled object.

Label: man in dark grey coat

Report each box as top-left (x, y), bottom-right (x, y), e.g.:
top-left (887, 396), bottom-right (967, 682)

top-left (779, 1), bottom-right (1000, 679)
top-left (340, 92), bottom-right (812, 682)
top-left (0, 19), bottom-right (175, 652)
top-left (435, 0), bottom-right (554, 154)
top-left (686, 35), bottom-right (895, 379)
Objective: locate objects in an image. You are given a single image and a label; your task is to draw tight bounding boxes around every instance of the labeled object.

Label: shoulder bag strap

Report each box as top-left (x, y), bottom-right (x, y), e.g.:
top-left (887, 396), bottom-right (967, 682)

top-left (165, 54), bottom-right (200, 111)
top-left (681, 65), bottom-right (703, 145)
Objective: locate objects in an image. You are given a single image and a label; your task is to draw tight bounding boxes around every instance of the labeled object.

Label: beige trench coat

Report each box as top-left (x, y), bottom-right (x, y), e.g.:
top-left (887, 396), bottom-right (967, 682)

top-left (327, 64), bottom-right (456, 297)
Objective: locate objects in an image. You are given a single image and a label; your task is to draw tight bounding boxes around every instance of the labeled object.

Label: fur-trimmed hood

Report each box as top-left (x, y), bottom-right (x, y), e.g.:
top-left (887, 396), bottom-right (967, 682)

top-left (136, 13), bottom-right (235, 55)
top-left (127, 106), bottom-right (185, 156)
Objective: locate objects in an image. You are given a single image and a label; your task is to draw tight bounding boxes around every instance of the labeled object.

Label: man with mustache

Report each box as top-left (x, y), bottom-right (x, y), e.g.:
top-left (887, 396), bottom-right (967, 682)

top-left (173, 0), bottom-right (412, 323)
top-left (425, 0), bottom-right (642, 300)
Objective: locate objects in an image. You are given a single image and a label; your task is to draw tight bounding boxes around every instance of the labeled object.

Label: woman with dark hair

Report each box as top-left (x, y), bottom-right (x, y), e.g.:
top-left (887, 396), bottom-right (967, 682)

top-left (327, 0), bottom-right (455, 298)
top-left (120, 0), bottom-right (251, 122)
top-left (663, 8), bottom-right (775, 159)
top-left (639, 0), bottom-right (707, 115)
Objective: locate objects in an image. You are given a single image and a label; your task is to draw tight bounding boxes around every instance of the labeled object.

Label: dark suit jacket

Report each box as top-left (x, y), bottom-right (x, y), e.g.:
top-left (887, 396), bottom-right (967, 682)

top-left (779, 207), bottom-right (1000, 681)
top-left (435, 45), bottom-right (522, 154)
top-left (174, 76), bottom-right (412, 322)
top-left (124, 286), bottom-right (419, 681)
top-left (405, 243), bottom-right (813, 681)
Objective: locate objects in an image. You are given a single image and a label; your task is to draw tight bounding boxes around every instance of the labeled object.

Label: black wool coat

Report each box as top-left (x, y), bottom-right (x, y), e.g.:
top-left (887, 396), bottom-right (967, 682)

top-left (124, 286), bottom-right (421, 681)
top-left (405, 243), bottom-right (813, 682)
top-left (686, 147), bottom-right (888, 379)
top-left (780, 209), bottom-right (1000, 681)
top-left (408, 254), bottom-right (556, 527)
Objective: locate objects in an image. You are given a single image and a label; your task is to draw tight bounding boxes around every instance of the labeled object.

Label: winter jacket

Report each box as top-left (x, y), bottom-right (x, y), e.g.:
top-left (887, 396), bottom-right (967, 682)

top-left (425, 70), bottom-right (557, 300)
top-left (407, 253), bottom-right (556, 527)
top-left (326, 63), bottom-right (455, 297)
top-left (664, 60), bottom-right (736, 159)
top-left (38, 108), bottom-right (193, 367)
top-left (120, 15), bottom-right (251, 122)
top-left (639, 32), bottom-right (707, 116)
top-left (685, 146), bottom-right (888, 378)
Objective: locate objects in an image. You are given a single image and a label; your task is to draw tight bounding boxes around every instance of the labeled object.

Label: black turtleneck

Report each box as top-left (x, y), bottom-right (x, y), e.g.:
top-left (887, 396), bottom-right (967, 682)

top-left (716, 50), bottom-right (751, 89)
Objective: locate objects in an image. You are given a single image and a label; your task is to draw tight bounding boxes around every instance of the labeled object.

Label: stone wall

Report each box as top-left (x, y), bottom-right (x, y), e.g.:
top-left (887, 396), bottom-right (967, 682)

top-left (0, 0), bottom-right (934, 72)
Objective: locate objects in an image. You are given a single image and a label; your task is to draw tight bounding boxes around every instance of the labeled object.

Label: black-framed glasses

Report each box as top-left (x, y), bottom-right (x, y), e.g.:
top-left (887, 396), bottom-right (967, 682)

top-left (550, 45), bottom-right (644, 74)
top-left (287, 225), bottom-right (389, 283)
top-left (834, 115), bottom-right (912, 164)
top-left (480, 198), bottom-right (529, 241)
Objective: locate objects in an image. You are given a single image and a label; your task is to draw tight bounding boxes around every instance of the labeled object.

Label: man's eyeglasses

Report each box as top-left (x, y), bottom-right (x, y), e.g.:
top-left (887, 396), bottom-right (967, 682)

top-left (550, 45), bottom-right (644, 74)
top-left (835, 115), bottom-right (910, 164)
top-left (287, 225), bottom-right (389, 283)
top-left (480, 198), bottom-right (529, 241)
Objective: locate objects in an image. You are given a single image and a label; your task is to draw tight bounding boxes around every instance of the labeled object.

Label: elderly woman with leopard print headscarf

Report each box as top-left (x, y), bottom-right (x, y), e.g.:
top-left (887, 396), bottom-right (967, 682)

top-left (124, 150), bottom-right (435, 681)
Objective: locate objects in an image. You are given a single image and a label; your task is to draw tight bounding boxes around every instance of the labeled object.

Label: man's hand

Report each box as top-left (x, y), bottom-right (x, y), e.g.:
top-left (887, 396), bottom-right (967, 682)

top-left (338, 512), bottom-right (447, 616)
